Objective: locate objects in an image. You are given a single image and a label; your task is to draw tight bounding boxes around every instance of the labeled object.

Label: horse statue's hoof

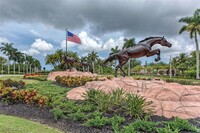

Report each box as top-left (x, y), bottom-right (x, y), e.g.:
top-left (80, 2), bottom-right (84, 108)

top-left (154, 58), bottom-right (160, 62)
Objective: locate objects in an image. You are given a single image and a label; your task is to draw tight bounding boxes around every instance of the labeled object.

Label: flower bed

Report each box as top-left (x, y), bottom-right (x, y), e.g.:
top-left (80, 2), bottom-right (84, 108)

top-left (0, 79), bottom-right (25, 89)
top-left (0, 87), bottom-right (46, 106)
top-left (24, 74), bottom-right (47, 81)
top-left (55, 76), bottom-right (106, 87)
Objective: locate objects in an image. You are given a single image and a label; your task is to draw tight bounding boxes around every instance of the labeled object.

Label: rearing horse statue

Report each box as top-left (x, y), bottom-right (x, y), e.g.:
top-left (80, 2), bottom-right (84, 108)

top-left (102, 36), bottom-right (172, 77)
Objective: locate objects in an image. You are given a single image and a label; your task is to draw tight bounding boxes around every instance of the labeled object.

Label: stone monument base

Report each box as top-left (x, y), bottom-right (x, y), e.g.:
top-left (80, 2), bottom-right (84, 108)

top-left (66, 77), bottom-right (200, 119)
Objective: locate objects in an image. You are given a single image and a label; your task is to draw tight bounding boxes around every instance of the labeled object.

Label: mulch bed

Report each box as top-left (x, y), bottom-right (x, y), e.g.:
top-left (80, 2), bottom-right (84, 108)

top-left (0, 101), bottom-right (199, 133)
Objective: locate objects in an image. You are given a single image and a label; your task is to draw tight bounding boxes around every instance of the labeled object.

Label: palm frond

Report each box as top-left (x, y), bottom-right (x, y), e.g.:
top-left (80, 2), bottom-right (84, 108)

top-left (179, 26), bottom-right (187, 34)
top-left (179, 17), bottom-right (193, 24)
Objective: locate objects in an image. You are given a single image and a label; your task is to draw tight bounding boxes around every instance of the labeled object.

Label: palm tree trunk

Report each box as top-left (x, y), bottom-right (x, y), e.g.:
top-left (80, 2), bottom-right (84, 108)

top-left (128, 60), bottom-right (130, 76)
top-left (18, 63), bottom-right (20, 74)
top-left (92, 62), bottom-right (94, 73)
top-left (30, 64), bottom-right (31, 74)
top-left (8, 60), bottom-right (9, 74)
top-left (194, 30), bottom-right (200, 79)
top-left (2, 60), bottom-right (3, 74)
top-left (14, 61), bottom-right (15, 74)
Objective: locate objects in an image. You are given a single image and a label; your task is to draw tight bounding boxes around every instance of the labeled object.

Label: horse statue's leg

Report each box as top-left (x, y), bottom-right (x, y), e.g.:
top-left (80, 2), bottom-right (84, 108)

top-left (115, 65), bottom-right (120, 77)
top-left (115, 59), bottom-right (128, 77)
top-left (146, 49), bottom-right (160, 62)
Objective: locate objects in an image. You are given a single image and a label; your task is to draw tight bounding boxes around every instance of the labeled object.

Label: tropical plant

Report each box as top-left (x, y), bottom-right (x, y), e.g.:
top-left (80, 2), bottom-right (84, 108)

top-left (121, 119), bottom-right (158, 132)
top-left (0, 43), bottom-right (15, 74)
top-left (179, 8), bottom-right (200, 79)
top-left (88, 51), bottom-right (99, 73)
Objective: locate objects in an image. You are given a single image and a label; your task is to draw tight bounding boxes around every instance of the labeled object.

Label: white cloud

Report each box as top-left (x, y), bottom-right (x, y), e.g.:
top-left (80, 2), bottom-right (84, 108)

top-left (75, 31), bottom-right (125, 55)
top-left (153, 36), bottom-right (196, 59)
top-left (30, 29), bottom-right (40, 36)
top-left (22, 48), bottom-right (40, 56)
top-left (22, 38), bottom-right (53, 56)
top-left (60, 40), bottom-right (75, 48)
top-left (31, 38), bottom-right (53, 51)
top-left (0, 37), bottom-right (10, 43)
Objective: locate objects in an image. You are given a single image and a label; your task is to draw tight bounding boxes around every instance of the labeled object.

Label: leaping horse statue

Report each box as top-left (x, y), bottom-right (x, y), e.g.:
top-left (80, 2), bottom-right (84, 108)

top-left (102, 36), bottom-right (172, 77)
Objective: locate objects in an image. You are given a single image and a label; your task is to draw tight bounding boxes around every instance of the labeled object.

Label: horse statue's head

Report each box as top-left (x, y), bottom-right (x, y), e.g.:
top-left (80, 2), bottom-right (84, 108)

top-left (160, 36), bottom-right (172, 48)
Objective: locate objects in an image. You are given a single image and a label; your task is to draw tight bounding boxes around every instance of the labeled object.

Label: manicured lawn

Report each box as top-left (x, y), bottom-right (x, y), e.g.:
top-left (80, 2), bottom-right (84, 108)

top-left (0, 115), bottom-right (63, 133)
top-left (0, 76), bottom-right (39, 84)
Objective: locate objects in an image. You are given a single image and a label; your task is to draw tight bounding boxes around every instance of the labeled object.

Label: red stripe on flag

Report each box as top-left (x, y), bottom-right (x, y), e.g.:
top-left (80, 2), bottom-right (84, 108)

top-left (67, 35), bottom-right (81, 44)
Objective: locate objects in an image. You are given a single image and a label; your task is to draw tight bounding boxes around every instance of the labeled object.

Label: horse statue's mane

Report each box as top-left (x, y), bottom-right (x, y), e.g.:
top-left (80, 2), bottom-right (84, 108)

top-left (138, 37), bottom-right (162, 44)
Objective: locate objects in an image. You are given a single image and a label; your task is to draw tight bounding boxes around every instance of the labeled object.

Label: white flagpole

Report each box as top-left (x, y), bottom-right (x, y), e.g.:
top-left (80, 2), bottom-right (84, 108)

top-left (66, 29), bottom-right (68, 56)
top-left (170, 56), bottom-right (172, 79)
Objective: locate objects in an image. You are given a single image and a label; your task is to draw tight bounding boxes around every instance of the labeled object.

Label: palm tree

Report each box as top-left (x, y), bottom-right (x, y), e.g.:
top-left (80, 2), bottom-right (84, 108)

top-left (26, 55), bottom-right (34, 73)
top-left (88, 51), bottom-right (99, 73)
top-left (122, 38), bottom-right (137, 76)
top-left (179, 9), bottom-right (200, 79)
top-left (16, 52), bottom-right (25, 74)
top-left (122, 38), bottom-right (136, 50)
top-left (110, 46), bottom-right (120, 67)
top-left (0, 43), bottom-right (14, 74)
top-left (0, 56), bottom-right (7, 74)
top-left (110, 46), bottom-right (120, 55)
top-left (10, 48), bottom-right (18, 74)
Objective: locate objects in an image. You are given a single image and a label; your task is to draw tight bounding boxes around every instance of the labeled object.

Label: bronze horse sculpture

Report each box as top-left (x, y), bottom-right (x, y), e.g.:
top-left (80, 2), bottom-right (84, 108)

top-left (80, 59), bottom-right (90, 72)
top-left (62, 55), bottom-right (78, 70)
top-left (102, 36), bottom-right (172, 77)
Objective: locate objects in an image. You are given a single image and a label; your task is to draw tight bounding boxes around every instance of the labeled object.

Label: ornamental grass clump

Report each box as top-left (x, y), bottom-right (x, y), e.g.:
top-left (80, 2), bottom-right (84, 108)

top-left (83, 88), bottom-right (154, 118)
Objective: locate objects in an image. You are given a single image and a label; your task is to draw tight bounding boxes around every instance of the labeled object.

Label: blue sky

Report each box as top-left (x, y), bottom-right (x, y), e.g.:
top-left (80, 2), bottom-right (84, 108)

top-left (0, 0), bottom-right (199, 70)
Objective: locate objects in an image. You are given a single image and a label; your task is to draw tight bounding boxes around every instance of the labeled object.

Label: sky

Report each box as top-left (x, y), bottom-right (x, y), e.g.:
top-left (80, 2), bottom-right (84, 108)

top-left (0, 0), bottom-right (199, 70)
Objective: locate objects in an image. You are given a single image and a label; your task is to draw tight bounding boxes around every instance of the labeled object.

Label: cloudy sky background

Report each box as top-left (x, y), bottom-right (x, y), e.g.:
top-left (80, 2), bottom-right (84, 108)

top-left (0, 0), bottom-right (199, 69)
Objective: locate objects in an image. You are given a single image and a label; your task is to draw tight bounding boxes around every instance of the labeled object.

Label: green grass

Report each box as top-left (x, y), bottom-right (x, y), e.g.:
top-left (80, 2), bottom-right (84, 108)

top-left (0, 76), bottom-right (39, 84)
top-left (0, 115), bottom-right (63, 133)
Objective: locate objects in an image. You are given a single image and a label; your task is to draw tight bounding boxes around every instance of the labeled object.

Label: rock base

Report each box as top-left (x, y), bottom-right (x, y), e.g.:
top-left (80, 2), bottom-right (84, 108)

top-left (47, 71), bottom-right (98, 81)
top-left (66, 77), bottom-right (200, 119)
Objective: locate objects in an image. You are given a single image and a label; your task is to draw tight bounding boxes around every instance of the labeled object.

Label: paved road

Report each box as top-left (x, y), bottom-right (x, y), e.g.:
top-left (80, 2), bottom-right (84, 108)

top-left (0, 75), bottom-right (23, 77)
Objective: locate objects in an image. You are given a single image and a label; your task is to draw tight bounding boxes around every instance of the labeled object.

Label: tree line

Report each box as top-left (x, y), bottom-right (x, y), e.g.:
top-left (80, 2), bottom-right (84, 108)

top-left (0, 43), bottom-right (41, 74)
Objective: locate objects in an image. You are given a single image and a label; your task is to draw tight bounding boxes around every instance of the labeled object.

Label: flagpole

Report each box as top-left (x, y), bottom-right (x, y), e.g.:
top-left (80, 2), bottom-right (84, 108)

top-left (66, 29), bottom-right (68, 56)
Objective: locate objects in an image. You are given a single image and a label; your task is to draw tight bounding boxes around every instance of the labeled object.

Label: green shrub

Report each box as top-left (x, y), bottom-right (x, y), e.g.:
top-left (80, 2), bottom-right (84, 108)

top-left (86, 111), bottom-right (103, 119)
top-left (156, 125), bottom-right (179, 133)
top-left (51, 108), bottom-right (64, 120)
top-left (110, 88), bottom-right (125, 107)
top-left (184, 70), bottom-right (200, 79)
top-left (121, 119), bottom-right (158, 133)
top-left (164, 117), bottom-right (199, 132)
top-left (68, 109), bottom-right (86, 121)
top-left (83, 89), bottom-right (111, 112)
top-left (165, 78), bottom-right (194, 85)
top-left (123, 93), bottom-right (153, 118)
top-left (84, 89), bottom-right (153, 118)
top-left (83, 116), bottom-right (110, 128)
top-left (110, 114), bottom-right (125, 133)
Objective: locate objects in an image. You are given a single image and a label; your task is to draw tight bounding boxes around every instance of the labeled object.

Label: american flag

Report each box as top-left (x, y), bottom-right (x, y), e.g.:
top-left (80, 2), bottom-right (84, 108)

top-left (67, 31), bottom-right (81, 44)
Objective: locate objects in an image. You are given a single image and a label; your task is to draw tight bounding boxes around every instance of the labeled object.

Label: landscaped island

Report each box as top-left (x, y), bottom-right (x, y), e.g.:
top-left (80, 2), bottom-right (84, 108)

top-left (0, 73), bottom-right (199, 133)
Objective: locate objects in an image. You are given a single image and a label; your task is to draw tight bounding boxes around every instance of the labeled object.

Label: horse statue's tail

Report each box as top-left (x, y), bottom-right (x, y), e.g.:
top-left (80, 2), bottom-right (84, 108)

top-left (102, 53), bottom-right (118, 66)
